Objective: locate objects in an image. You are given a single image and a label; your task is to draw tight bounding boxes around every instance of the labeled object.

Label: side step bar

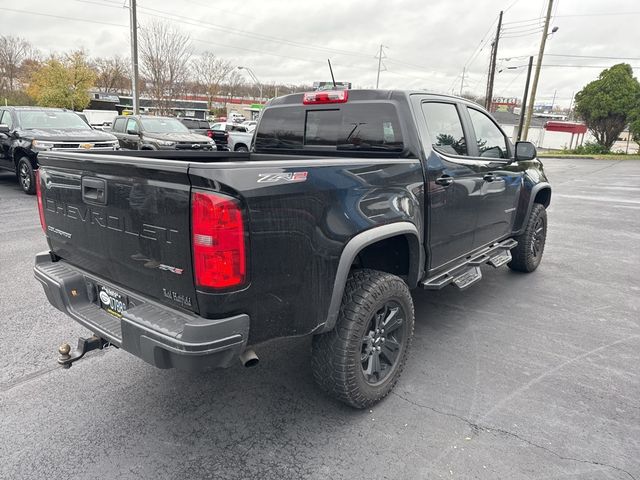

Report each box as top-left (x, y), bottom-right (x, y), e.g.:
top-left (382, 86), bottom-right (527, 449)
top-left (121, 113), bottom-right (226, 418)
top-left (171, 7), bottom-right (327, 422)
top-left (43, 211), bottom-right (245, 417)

top-left (421, 239), bottom-right (517, 291)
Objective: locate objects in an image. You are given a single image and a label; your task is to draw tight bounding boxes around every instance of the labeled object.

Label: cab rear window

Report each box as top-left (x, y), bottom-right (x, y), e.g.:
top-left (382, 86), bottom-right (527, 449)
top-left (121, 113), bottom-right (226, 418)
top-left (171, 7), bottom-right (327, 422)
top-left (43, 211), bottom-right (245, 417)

top-left (255, 103), bottom-right (404, 154)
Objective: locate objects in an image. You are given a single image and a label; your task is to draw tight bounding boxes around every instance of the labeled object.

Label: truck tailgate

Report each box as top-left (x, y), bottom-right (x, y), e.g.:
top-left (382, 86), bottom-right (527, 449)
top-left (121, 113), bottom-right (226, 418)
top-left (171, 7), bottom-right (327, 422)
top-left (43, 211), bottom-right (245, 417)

top-left (38, 153), bottom-right (197, 313)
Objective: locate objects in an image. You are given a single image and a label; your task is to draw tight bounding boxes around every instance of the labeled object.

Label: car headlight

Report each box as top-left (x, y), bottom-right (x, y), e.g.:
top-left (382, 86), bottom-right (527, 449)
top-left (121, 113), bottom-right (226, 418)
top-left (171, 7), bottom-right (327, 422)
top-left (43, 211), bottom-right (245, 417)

top-left (156, 139), bottom-right (176, 146)
top-left (32, 140), bottom-right (55, 151)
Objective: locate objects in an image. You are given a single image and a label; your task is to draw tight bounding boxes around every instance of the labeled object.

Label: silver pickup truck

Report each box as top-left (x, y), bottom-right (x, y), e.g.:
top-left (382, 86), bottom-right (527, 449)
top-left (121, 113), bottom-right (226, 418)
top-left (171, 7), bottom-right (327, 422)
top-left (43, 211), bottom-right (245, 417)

top-left (210, 122), bottom-right (254, 152)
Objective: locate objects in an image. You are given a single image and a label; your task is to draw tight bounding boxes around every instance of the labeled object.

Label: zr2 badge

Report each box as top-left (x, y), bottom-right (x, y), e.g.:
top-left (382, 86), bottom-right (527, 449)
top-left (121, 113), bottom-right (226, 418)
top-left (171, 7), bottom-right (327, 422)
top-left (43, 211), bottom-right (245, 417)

top-left (257, 172), bottom-right (308, 183)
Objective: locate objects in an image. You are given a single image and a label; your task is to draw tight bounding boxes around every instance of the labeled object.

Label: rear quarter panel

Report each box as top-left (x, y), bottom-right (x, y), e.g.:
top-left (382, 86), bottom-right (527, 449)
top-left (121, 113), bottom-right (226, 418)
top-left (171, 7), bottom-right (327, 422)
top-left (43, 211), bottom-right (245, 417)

top-left (190, 155), bottom-right (425, 343)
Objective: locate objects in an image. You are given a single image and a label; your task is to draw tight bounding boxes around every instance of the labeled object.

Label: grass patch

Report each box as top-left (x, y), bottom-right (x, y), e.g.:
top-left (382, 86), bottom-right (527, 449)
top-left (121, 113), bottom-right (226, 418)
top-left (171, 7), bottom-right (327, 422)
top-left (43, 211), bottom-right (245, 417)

top-left (538, 151), bottom-right (640, 160)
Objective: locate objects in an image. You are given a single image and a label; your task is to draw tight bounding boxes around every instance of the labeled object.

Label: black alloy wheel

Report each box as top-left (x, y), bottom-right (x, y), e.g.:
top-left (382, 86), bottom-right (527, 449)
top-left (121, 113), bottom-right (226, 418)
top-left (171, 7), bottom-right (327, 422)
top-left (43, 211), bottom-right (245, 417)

top-left (17, 158), bottom-right (36, 195)
top-left (360, 300), bottom-right (407, 385)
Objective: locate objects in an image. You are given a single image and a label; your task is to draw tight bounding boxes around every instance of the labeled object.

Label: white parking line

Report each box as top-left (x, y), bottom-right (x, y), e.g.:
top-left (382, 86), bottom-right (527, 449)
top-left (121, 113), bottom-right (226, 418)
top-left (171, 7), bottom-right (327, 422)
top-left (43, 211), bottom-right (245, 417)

top-left (554, 194), bottom-right (640, 205)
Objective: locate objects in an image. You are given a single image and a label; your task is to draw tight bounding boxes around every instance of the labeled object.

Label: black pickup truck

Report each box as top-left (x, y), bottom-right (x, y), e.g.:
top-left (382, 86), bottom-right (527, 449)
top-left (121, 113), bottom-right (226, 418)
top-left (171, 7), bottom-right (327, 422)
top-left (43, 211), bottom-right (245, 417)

top-left (34, 89), bottom-right (550, 408)
top-left (0, 106), bottom-right (119, 194)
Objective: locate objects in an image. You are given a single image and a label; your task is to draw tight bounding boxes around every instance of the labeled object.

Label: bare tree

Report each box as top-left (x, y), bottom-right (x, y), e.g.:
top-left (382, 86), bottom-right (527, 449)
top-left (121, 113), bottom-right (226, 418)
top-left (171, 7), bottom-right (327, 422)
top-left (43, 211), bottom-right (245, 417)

top-left (0, 35), bottom-right (33, 92)
top-left (225, 70), bottom-right (246, 101)
top-left (94, 55), bottom-right (130, 93)
top-left (192, 52), bottom-right (234, 112)
top-left (139, 20), bottom-right (193, 114)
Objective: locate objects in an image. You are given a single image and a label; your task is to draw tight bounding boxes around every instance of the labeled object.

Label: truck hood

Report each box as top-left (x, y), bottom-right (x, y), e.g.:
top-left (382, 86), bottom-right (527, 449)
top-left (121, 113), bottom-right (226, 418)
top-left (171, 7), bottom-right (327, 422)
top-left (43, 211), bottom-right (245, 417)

top-left (19, 128), bottom-right (117, 142)
top-left (144, 132), bottom-right (213, 142)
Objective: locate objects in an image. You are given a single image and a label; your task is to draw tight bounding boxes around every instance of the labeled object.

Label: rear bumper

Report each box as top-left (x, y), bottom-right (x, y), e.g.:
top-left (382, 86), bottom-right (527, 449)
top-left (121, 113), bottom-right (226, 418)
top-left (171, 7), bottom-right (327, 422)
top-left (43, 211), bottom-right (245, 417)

top-left (34, 252), bottom-right (249, 371)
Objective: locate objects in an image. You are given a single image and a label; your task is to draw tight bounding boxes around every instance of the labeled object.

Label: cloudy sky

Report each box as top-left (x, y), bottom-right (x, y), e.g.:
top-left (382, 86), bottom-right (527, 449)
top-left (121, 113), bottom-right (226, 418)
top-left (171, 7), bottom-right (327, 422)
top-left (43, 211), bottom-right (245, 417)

top-left (3, 0), bottom-right (639, 107)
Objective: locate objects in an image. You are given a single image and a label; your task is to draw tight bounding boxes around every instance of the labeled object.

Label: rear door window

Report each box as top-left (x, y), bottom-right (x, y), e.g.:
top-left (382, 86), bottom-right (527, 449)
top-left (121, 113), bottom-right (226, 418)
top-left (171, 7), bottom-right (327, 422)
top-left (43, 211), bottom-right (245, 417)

top-left (421, 102), bottom-right (468, 156)
top-left (126, 118), bottom-right (139, 134)
top-left (112, 117), bottom-right (126, 133)
top-left (1, 110), bottom-right (13, 129)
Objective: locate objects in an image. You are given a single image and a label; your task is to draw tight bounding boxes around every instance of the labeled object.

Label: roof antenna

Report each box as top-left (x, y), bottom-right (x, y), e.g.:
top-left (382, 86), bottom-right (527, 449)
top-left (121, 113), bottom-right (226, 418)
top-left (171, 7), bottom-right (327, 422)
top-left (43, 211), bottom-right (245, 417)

top-left (327, 59), bottom-right (337, 89)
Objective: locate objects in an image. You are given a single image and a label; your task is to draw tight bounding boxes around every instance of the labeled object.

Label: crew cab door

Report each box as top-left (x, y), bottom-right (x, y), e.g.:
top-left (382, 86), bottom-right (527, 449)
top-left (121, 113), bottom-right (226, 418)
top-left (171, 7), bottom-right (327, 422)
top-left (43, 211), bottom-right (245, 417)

top-left (123, 118), bottom-right (141, 150)
top-left (110, 117), bottom-right (127, 150)
top-left (416, 99), bottom-right (484, 269)
top-left (0, 110), bottom-right (14, 169)
top-left (461, 106), bottom-right (522, 247)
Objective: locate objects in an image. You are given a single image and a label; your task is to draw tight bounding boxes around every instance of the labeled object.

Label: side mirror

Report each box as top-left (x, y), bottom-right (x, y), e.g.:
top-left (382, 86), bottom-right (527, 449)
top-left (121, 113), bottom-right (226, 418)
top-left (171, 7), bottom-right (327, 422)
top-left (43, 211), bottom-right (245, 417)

top-left (127, 129), bottom-right (139, 136)
top-left (515, 141), bottom-right (537, 161)
top-left (0, 124), bottom-right (10, 134)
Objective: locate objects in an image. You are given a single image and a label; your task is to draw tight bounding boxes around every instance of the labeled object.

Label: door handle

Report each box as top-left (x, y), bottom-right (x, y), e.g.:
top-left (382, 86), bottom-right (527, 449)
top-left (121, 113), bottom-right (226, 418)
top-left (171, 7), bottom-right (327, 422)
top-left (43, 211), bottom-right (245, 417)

top-left (483, 173), bottom-right (496, 182)
top-left (435, 175), bottom-right (454, 187)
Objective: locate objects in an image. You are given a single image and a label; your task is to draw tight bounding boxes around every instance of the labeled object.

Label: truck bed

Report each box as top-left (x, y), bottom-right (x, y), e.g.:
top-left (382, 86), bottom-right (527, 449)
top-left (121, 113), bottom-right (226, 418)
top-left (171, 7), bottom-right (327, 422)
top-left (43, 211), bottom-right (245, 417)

top-left (36, 149), bottom-right (424, 344)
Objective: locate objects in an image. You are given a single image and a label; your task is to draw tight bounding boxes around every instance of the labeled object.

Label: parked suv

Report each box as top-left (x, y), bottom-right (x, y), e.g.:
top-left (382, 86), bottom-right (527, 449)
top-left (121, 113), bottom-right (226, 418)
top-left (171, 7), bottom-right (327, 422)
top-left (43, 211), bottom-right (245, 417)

top-left (0, 106), bottom-right (119, 194)
top-left (110, 115), bottom-right (216, 151)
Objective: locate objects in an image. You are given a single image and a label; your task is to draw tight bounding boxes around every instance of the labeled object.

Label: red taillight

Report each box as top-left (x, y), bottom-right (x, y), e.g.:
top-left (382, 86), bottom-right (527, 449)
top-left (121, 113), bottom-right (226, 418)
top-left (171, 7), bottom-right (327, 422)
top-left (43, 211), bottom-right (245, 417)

top-left (191, 191), bottom-right (246, 289)
top-left (206, 130), bottom-right (213, 138)
top-left (35, 169), bottom-right (46, 233)
top-left (303, 90), bottom-right (348, 105)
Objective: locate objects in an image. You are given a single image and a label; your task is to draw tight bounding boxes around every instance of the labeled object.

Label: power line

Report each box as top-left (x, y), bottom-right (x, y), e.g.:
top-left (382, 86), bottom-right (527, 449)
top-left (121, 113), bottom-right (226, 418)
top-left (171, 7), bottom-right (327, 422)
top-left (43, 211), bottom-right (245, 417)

top-left (546, 53), bottom-right (640, 61)
top-left (73, 0), bottom-right (124, 9)
top-left (543, 64), bottom-right (640, 68)
top-left (505, 63), bottom-right (640, 69)
top-left (503, 17), bottom-right (544, 26)
top-left (137, 4), bottom-right (374, 60)
top-left (2, 7), bottom-right (127, 28)
top-left (554, 11), bottom-right (640, 17)
top-left (447, 15), bottom-right (499, 92)
top-left (503, 0), bottom-right (521, 13)
top-left (501, 24), bottom-right (545, 33)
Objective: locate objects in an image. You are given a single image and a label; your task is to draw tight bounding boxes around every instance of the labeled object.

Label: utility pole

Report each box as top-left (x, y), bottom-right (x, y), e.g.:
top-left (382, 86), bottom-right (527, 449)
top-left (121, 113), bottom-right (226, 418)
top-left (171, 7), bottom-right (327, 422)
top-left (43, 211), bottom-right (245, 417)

top-left (129, 0), bottom-right (140, 114)
top-left (460, 67), bottom-right (466, 96)
top-left (375, 44), bottom-right (386, 89)
top-left (485, 10), bottom-right (503, 111)
top-left (550, 89), bottom-right (557, 112)
top-left (522, 0), bottom-right (554, 141)
top-left (567, 91), bottom-right (575, 121)
top-left (517, 56), bottom-right (534, 142)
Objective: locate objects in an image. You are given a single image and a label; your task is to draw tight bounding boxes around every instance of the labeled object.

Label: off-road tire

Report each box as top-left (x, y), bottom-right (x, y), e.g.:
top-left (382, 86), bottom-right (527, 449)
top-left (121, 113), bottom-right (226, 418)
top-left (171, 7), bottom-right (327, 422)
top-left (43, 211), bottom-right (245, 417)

top-left (509, 203), bottom-right (547, 273)
top-left (311, 269), bottom-right (415, 408)
top-left (17, 157), bottom-right (36, 195)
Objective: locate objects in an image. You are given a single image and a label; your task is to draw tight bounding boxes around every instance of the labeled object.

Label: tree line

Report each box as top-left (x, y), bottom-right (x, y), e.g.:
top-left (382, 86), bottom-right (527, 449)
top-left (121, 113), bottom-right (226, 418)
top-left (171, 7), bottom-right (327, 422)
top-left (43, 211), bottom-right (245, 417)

top-left (0, 21), bottom-right (311, 115)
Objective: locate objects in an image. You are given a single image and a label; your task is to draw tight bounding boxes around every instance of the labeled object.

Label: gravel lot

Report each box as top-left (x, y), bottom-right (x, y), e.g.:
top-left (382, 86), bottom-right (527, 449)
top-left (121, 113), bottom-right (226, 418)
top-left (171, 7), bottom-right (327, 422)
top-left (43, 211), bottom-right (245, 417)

top-left (1, 158), bottom-right (638, 480)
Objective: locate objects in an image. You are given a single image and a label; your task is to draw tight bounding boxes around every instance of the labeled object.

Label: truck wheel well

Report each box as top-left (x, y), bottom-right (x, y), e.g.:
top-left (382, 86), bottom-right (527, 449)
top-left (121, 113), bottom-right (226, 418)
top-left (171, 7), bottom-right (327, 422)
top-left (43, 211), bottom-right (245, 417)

top-left (352, 234), bottom-right (410, 281)
top-left (12, 148), bottom-right (34, 169)
top-left (534, 188), bottom-right (551, 208)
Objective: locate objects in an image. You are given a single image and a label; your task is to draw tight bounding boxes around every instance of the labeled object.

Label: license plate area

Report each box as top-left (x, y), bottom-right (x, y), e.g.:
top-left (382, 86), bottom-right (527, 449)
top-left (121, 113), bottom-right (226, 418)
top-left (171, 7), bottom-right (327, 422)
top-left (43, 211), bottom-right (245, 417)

top-left (96, 284), bottom-right (129, 318)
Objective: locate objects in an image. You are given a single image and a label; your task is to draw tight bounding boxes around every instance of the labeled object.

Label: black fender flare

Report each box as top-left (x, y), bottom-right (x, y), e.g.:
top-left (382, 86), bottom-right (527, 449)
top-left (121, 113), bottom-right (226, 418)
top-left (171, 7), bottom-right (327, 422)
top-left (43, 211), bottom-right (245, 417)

top-left (319, 222), bottom-right (423, 333)
top-left (11, 146), bottom-right (37, 169)
top-left (515, 182), bottom-right (551, 235)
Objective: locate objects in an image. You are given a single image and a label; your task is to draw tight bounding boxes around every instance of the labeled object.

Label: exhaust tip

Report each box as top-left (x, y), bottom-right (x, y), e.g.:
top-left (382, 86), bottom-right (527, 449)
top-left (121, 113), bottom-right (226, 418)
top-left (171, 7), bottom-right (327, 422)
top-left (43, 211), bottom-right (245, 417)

top-left (240, 349), bottom-right (259, 367)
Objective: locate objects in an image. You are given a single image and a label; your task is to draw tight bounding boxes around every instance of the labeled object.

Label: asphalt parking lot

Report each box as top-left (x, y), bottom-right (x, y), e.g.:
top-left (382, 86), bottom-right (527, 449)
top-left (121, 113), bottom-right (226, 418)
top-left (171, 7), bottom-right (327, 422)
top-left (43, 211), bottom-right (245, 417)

top-left (0, 158), bottom-right (638, 480)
